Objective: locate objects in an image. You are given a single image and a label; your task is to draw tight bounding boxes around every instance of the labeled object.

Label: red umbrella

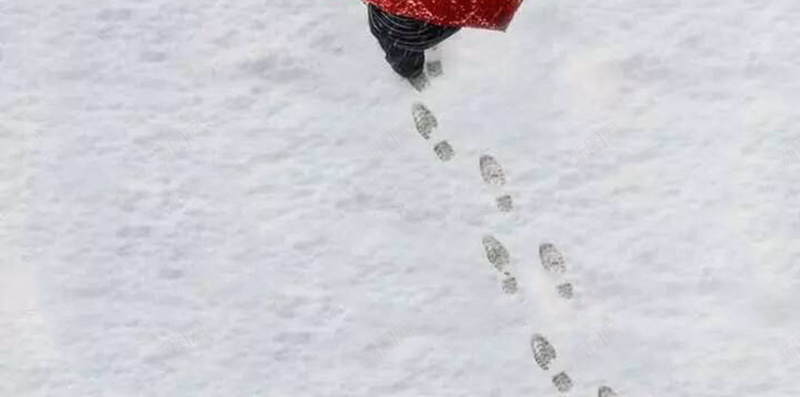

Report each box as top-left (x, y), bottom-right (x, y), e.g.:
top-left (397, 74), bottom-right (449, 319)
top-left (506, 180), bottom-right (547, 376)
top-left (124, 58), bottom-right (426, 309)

top-left (363, 0), bottom-right (525, 31)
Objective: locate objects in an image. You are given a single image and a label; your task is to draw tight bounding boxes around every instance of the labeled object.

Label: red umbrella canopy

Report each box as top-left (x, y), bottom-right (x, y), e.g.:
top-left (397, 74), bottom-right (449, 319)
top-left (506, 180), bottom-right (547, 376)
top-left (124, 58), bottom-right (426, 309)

top-left (364, 0), bottom-right (524, 31)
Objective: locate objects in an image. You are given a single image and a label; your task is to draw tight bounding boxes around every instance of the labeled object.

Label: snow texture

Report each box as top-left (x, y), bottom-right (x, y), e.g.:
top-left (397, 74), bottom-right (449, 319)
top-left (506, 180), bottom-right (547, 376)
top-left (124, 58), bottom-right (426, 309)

top-left (2, 0), bottom-right (800, 396)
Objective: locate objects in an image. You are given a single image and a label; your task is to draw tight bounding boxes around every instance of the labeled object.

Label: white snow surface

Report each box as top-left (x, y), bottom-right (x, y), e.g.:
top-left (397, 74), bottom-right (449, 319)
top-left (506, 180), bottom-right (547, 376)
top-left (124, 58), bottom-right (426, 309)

top-left (2, 0), bottom-right (800, 396)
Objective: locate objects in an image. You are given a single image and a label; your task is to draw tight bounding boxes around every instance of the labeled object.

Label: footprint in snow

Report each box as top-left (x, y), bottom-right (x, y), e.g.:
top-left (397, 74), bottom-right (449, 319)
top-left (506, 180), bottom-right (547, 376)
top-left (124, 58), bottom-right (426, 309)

top-left (412, 103), bottom-right (454, 162)
top-left (412, 103), bottom-right (437, 140)
top-left (495, 194), bottom-right (513, 212)
top-left (479, 155), bottom-right (513, 212)
top-left (552, 371), bottom-right (574, 393)
top-left (539, 243), bottom-right (566, 273)
top-left (530, 333), bottom-right (557, 371)
top-left (434, 140), bottom-right (455, 161)
top-left (425, 45), bottom-right (443, 77)
top-left (482, 235), bottom-right (509, 271)
top-left (479, 155), bottom-right (506, 185)
top-left (481, 235), bottom-right (517, 294)
top-left (539, 243), bottom-right (574, 300)
top-left (530, 334), bottom-right (574, 392)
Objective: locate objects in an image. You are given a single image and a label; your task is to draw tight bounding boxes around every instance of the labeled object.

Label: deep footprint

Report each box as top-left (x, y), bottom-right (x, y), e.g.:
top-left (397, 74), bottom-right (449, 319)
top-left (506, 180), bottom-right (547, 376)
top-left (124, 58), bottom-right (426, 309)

top-left (530, 333), bottom-right (557, 370)
top-left (598, 386), bottom-right (618, 397)
top-left (552, 371), bottom-right (573, 393)
top-left (539, 243), bottom-right (566, 274)
top-left (412, 103), bottom-right (437, 139)
top-left (479, 155), bottom-right (506, 185)
top-left (482, 235), bottom-right (510, 272)
top-left (433, 140), bottom-right (455, 161)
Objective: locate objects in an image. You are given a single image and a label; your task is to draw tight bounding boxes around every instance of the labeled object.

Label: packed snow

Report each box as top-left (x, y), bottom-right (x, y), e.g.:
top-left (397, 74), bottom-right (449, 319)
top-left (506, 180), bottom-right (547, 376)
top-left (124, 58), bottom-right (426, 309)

top-left (2, 0), bottom-right (800, 396)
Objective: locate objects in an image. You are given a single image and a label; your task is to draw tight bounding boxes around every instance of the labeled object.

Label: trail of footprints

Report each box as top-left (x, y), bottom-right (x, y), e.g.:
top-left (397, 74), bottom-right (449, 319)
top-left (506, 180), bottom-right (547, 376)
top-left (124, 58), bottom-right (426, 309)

top-left (532, 334), bottom-right (618, 395)
top-left (410, 103), bottom-right (616, 395)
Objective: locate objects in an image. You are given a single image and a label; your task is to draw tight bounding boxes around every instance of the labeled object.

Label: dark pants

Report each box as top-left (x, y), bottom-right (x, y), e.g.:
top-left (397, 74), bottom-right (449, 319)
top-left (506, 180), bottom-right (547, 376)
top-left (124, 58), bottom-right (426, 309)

top-left (368, 4), bottom-right (460, 78)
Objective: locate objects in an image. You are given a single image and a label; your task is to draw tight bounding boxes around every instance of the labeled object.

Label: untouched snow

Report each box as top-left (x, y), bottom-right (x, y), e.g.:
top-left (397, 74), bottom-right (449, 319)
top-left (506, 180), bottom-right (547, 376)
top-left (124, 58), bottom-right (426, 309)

top-left (2, 0), bottom-right (800, 396)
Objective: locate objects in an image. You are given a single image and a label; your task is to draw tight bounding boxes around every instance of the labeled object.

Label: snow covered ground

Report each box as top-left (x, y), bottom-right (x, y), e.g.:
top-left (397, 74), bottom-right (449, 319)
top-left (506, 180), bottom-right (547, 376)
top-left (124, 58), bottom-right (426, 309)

top-left (2, 0), bottom-right (800, 396)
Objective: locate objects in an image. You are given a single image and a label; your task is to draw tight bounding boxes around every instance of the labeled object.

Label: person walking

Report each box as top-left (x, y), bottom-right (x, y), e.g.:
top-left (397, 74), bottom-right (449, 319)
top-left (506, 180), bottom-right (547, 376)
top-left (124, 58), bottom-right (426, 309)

top-left (363, 0), bottom-right (525, 89)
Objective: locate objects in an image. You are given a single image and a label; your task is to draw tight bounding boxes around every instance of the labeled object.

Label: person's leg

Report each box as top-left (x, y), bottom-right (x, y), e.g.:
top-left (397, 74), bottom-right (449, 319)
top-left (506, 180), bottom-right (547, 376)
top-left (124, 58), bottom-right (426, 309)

top-left (378, 40), bottom-right (425, 79)
top-left (368, 5), bottom-right (425, 78)
top-left (368, 4), bottom-right (460, 78)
